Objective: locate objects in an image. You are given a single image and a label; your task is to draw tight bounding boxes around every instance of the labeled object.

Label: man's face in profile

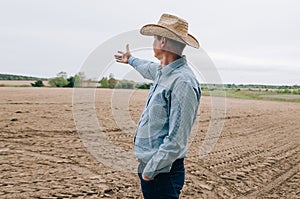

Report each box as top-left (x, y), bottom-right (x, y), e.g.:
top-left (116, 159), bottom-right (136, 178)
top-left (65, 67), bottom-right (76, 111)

top-left (153, 35), bottom-right (163, 59)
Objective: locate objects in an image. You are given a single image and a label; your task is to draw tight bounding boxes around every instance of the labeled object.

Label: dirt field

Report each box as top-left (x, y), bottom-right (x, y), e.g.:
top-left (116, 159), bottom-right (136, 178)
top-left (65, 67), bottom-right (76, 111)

top-left (0, 87), bottom-right (299, 198)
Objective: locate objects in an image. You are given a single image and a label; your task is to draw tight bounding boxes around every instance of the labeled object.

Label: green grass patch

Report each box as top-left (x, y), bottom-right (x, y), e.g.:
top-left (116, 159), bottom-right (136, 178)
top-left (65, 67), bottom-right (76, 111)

top-left (201, 88), bottom-right (300, 103)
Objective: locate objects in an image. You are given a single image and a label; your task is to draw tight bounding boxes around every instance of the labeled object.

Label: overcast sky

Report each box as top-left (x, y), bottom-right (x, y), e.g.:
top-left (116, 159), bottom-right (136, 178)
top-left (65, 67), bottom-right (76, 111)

top-left (0, 0), bottom-right (299, 85)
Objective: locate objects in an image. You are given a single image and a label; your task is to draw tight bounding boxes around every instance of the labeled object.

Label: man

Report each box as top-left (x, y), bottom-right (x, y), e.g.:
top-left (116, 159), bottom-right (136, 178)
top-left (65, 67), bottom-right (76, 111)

top-left (114, 13), bottom-right (201, 199)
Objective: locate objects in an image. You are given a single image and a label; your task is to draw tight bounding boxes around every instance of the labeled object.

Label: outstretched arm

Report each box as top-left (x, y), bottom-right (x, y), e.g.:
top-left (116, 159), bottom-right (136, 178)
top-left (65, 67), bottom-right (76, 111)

top-left (114, 44), bottom-right (159, 81)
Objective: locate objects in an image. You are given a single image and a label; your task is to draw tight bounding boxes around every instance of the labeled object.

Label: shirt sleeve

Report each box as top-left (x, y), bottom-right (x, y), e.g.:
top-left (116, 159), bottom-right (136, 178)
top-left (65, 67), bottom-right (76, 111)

top-left (143, 81), bottom-right (201, 178)
top-left (128, 57), bottom-right (160, 81)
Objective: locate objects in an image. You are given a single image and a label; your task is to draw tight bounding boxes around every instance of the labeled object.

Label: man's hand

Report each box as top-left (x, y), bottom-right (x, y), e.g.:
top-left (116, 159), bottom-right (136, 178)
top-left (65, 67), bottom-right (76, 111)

top-left (114, 44), bottom-right (132, 64)
top-left (142, 172), bottom-right (154, 181)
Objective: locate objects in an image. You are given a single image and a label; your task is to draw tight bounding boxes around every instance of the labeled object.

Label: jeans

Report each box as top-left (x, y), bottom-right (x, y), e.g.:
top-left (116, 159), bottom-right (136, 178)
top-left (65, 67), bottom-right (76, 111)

top-left (138, 158), bottom-right (185, 199)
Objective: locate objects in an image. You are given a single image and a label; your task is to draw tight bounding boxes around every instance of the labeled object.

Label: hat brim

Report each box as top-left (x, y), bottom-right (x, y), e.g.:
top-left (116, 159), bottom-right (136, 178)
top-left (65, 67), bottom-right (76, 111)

top-left (140, 24), bottom-right (200, 49)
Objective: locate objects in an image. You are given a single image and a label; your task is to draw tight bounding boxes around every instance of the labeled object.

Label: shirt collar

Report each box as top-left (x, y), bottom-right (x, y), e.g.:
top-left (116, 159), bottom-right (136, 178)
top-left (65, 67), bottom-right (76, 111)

top-left (160, 55), bottom-right (187, 76)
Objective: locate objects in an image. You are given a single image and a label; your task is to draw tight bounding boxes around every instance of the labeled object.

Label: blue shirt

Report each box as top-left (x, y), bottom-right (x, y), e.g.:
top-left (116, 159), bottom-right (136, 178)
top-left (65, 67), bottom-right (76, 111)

top-left (128, 55), bottom-right (201, 178)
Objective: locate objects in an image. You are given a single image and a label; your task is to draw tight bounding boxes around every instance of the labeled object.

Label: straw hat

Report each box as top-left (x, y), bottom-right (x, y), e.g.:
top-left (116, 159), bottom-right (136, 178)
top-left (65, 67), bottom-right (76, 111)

top-left (140, 13), bottom-right (200, 49)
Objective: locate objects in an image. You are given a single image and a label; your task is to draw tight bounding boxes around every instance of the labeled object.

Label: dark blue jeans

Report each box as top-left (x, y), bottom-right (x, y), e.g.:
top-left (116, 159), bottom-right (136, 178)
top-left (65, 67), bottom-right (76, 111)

top-left (138, 159), bottom-right (185, 199)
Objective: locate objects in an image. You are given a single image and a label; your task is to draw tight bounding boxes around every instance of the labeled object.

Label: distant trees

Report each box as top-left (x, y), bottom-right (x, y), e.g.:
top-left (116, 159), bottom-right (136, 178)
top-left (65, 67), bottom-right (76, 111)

top-left (108, 73), bottom-right (118, 89)
top-left (0, 72), bottom-right (151, 89)
top-left (108, 78), bottom-right (118, 89)
top-left (99, 73), bottom-right (149, 89)
top-left (99, 73), bottom-right (119, 88)
top-left (115, 80), bottom-right (135, 89)
top-left (99, 77), bottom-right (109, 88)
top-left (49, 72), bottom-right (134, 89)
top-left (66, 74), bottom-right (81, 87)
top-left (31, 80), bottom-right (44, 87)
top-left (99, 76), bottom-right (150, 90)
top-left (48, 72), bottom-right (69, 87)
top-left (6, 72), bottom-right (300, 93)
top-left (0, 74), bottom-right (46, 81)
top-left (48, 72), bottom-right (81, 88)
top-left (136, 83), bottom-right (151, 89)
top-left (294, 89), bottom-right (300, 95)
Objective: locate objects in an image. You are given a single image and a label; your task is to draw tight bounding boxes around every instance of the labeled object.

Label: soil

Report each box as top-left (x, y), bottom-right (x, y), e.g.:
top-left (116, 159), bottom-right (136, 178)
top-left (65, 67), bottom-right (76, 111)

top-left (0, 87), bottom-right (299, 198)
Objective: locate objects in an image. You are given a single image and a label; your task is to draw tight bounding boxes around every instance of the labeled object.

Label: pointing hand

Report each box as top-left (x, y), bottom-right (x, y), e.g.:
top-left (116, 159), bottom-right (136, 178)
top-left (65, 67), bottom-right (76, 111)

top-left (114, 44), bottom-right (132, 64)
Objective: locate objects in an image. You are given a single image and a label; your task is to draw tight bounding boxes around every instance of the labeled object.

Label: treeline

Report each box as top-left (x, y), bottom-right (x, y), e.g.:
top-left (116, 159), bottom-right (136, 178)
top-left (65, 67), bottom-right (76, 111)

top-left (0, 74), bottom-right (47, 81)
top-left (47, 72), bottom-right (81, 87)
top-left (29, 72), bottom-right (82, 87)
top-left (99, 74), bottom-right (151, 89)
top-left (223, 84), bottom-right (300, 89)
top-left (3, 72), bottom-right (298, 92)
top-left (224, 84), bottom-right (300, 94)
top-left (200, 83), bottom-right (300, 90)
top-left (201, 83), bottom-right (300, 95)
top-left (31, 72), bottom-right (151, 89)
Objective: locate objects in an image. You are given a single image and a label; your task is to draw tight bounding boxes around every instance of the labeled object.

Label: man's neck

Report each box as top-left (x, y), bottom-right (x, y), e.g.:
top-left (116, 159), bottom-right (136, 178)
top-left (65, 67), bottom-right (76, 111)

top-left (160, 53), bottom-right (181, 67)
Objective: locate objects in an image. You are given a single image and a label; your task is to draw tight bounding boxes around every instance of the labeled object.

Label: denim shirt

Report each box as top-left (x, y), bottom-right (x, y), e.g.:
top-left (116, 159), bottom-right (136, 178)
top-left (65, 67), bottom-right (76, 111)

top-left (128, 56), bottom-right (201, 178)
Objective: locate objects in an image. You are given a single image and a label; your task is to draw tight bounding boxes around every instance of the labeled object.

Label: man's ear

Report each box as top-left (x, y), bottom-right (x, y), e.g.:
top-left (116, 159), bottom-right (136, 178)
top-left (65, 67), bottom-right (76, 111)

top-left (160, 37), bottom-right (167, 48)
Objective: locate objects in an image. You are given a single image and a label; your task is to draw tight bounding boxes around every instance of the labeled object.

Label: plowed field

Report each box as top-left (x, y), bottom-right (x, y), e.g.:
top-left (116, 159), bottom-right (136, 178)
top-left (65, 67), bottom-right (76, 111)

top-left (0, 87), bottom-right (299, 198)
